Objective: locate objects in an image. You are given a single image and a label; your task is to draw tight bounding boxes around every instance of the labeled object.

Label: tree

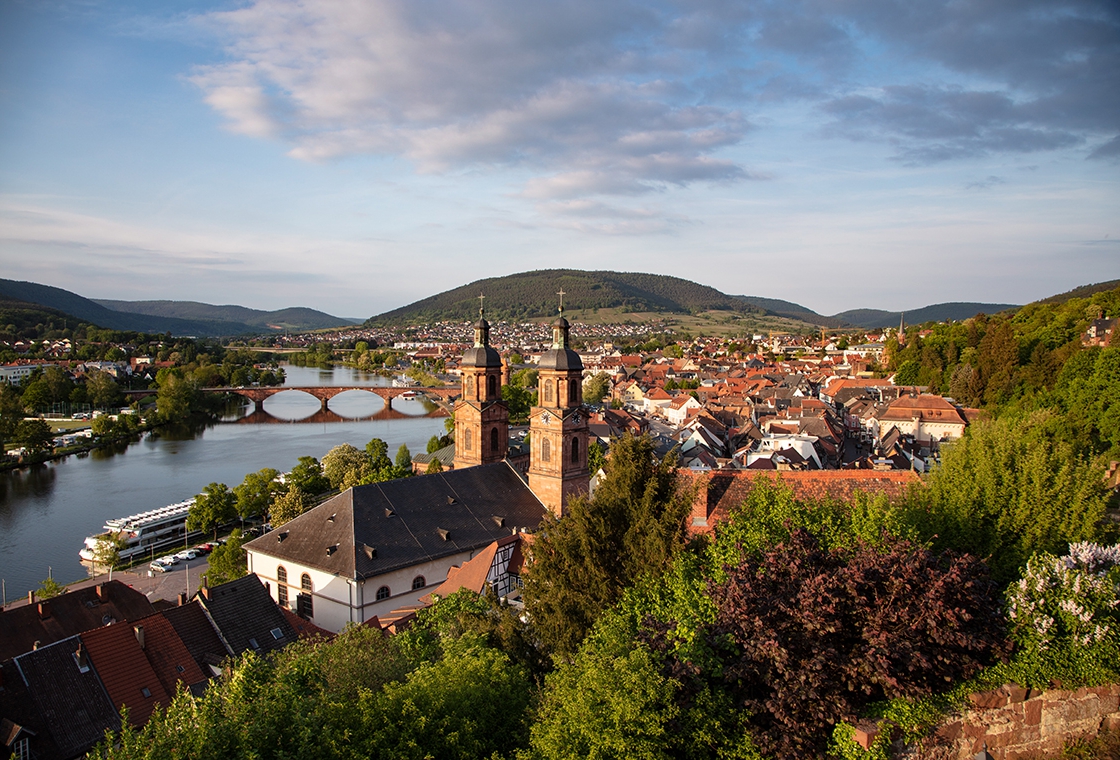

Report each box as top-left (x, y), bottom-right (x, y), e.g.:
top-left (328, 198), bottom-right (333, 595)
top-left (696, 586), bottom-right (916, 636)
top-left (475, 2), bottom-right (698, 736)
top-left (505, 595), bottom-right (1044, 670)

top-left (205, 529), bottom-right (247, 586)
top-left (91, 534), bottom-right (124, 578)
top-left (366, 438), bottom-right (392, 471)
top-left (0, 382), bottom-right (24, 446)
top-left (587, 439), bottom-right (606, 474)
top-left (86, 369), bottom-right (123, 409)
top-left (322, 444), bottom-right (372, 490)
top-left (501, 383), bottom-right (535, 423)
top-left (394, 443), bottom-right (412, 470)
top-left (155, 370), bottom-right (198, 421)
top-left (271, 485), bottom-right (310, 527)
top-left (582, 372), bottom-right (611, 405)
top-left (14, 418), bottom-right (54, 455)
top-left (91, 415), bottom-right (114, 437)
top-left (707, 530), bottom-right (1006, 757)
top-left (233, 468), bottom-right (280, 521)
top-left (287, 455), bottom-right (330, 496)
top-left (523, 434), bottom-right (696, 657)
top-left (37, 576), bottom-right (66, 599)
top-left (188, 482), bottom-right (236, 540)
top-left (426, 458), bottom-right (443, 474)
top-left (426, 435), bottom-right (442, 454)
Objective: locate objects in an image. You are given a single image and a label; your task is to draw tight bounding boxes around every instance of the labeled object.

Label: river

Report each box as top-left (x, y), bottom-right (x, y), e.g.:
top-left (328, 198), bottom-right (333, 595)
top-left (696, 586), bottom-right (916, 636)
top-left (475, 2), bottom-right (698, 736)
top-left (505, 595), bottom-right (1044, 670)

top-left (0, 365), bottom-right (450, 602)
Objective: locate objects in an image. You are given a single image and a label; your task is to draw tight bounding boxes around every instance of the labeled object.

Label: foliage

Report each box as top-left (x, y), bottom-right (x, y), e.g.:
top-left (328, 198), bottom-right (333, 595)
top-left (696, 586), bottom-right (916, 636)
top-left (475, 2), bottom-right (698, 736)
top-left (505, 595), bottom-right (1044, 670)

top-left (37, 576), bottom-right (66, 599)
top-left (287, 455), bottom-right (331, 495)
top-left (91, 533), bottom-right (124, 574)
top-left (1050, 346), bottom-right (1120, 458)
top-left (582, 372), bottom-right (611, 404)
top-left (188, 482), bottom-right (236, 539)
top-left (270, 484), bottom-right (310, 527)
top-left (905, 411), bottom-right (1112, 584)
top-left (706, 530), bottom-right (1007, 757)
top-left (588, 439), bottom-right (607, 474)
top-left (1006, 542), bottom-right (1120, 653)
top-left (13, 417), bottom-right (53, 453)
top-left (0, 382), bottom-right (23, 445)
top-left (233, 468), bottom-right (281, 520)
top-left (154, 369), bottom-right (199, 421)
top-left (425, 458), bottom-right (442, 474)
top-left (426, 435), bottom-right (442, 454)
top-left (394, 443), bottom-right (412, 470)
top-left (90, 622), bottom-right (532, 760)
top-left (502, 382), bottom-right (536, 423)
top-left (86, 369), bottom-right (123, 409)
top-left (204, 529), bottom-right (248, 586)
top-left (522, 433), bottom-right (696, 658)
top-left (322, 443), bottom-right (373, 490)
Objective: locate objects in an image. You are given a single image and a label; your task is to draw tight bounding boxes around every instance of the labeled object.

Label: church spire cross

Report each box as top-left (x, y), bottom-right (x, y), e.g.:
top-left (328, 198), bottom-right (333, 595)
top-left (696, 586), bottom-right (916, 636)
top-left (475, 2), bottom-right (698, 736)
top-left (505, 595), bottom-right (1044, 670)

top-left (557, 288), bottom-right (566, 314)
top-left (478, 293), bottom-right (486, 317)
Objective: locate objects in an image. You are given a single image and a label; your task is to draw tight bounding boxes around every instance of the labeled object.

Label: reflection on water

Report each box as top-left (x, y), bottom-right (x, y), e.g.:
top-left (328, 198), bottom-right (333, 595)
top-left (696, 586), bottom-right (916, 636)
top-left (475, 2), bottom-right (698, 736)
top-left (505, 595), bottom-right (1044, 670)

top-left (0, 364), bottom-right (453, 601)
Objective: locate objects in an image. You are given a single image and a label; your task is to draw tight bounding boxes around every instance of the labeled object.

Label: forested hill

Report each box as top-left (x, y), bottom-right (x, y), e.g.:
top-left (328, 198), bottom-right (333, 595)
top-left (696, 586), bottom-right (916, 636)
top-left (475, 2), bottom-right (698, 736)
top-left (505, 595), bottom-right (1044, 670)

top-left (94, 300), bottom-right (356, 331)
top-left (366, 270), bottom-right (763, 325)
top-left (832, 302), bottom-right (1020, 329)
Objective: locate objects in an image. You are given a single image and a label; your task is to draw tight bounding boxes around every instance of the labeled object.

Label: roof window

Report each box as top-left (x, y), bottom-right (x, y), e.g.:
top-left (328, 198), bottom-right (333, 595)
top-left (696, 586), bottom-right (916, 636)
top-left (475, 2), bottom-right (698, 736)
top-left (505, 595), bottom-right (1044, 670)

top-left (248, 638), bottom-right (259, 650)
top-left (141, 687), bottom-right (151, 698)
top-left (270, 627), bottom-right (283, 640)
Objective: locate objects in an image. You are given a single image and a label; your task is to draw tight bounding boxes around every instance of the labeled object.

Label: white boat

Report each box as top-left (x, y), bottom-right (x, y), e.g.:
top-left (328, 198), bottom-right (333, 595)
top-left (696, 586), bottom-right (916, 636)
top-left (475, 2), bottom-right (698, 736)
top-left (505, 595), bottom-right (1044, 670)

top-left (400, 390), bottom-right (419, 399)
top-left (79, 499), bottom-right (202, 563)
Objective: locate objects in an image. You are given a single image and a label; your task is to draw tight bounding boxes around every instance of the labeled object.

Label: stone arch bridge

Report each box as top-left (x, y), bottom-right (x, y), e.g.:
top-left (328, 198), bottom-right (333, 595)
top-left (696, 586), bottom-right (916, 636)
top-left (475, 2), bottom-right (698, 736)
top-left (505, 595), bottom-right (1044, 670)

top-left (126, 385), bottom-right (460, 413)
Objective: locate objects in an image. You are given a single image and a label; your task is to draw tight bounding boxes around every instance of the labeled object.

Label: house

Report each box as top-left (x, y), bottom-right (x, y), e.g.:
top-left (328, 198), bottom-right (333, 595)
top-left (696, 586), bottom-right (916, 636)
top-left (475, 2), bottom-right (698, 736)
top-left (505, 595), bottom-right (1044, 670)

top-left (873, 394), bottom-right (967, 444)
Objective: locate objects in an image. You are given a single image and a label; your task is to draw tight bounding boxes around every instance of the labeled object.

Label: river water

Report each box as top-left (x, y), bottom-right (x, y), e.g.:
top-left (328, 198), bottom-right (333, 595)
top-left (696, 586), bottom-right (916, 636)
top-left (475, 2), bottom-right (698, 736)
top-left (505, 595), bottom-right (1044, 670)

top-left (0, 365), bottom-right (450, 602)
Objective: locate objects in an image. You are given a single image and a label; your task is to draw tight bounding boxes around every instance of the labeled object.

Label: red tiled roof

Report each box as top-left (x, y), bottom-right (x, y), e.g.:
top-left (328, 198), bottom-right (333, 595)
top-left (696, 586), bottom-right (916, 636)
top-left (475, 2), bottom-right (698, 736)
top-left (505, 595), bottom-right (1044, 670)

top-left (80, 623), bottom-right (170, 726)
top-left (280, 607), bottom-right (334, 640)
top-left (132, 613), bottom-right (207, 698)
top-left (689, 470), bottom-right (920, 534)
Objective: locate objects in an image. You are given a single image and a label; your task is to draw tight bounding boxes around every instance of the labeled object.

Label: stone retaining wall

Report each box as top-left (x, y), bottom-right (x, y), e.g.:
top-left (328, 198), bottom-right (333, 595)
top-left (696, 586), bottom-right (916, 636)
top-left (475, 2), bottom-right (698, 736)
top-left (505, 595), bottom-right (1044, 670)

top-left (910, 683), bottom-right (1120, 759)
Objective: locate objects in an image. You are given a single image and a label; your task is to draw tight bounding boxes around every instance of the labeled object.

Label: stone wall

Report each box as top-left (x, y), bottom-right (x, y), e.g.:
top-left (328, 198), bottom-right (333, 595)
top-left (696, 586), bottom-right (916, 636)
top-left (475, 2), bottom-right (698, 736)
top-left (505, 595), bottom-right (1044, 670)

top-left (910, 683), bottom-right (1120, 759)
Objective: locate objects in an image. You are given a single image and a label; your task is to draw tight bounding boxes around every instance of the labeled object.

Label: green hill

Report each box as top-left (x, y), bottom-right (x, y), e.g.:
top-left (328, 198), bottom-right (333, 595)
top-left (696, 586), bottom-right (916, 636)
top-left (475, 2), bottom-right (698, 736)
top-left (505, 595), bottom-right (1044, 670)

top-left (831, 302), bottom-right (1019, 330)
top-left (0, 294), bottom-right (87, 340)
top-left (93, 300), bottom-right (356, 331)
top-left (1036, 279), bottom-right (1120, 306)
top-left (732, 296), bottom-right (848, 328)
top-left (367, 270), bottom-right (763, 325)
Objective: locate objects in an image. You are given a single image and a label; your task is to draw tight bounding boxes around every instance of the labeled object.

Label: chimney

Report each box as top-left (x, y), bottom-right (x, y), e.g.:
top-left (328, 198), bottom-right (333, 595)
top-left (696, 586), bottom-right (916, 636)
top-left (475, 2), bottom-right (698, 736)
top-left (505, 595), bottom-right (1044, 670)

top-left (134, 624), bottom-right (145, 649)
top-left (96, 582), bottom-right (108, 600)
top-left (200, 586), bottom-right (211, 601)
top-left (75, 642), bottom-right (89, 670)
top-left (28, 590), bottom-right (35, 605)
top-left (37, 601), bottom-right (50, 619)
top-left (32, 641), bottom-right (41, 651)
top-left (177, 592), bottom-right (187, 606)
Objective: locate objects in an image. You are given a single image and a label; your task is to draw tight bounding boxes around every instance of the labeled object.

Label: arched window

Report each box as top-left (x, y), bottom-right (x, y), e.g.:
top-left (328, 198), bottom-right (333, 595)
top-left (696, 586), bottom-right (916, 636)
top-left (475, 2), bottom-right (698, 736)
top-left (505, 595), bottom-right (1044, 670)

top-left (543, 380), bottom-right (553, 403)
top-left (490, 426), bottom-right (500, 453)
top-left (376, 586), bottom-right (391, 601)
top-left (487, 375), bottom-right (497, 398)
top-left (571, 437), bottom-right (580, 464)
top-left (473, 375), bottom-right (480, 399)
top-left (464, 427), bottom-right (472, 451)
top-left (277, 565), bottom-right (288, 608)
top-left (569, 379), bottom-right (579, 403)
top-left (298, 573), bottom-right (313, 618)
top-left (542, 438), bottom-right (551, 462)
top-left (412, 576), bottom-right (426, 590)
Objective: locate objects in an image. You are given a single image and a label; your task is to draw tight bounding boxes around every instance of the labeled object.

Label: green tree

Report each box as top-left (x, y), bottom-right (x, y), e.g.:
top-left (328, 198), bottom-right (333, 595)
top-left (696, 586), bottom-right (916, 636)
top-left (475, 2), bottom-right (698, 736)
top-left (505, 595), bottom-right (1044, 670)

top-left (426, 435), bottom-right (442, 454)
top-left (204, 529), bottom-right (247, 586)
top-left (188, 482), bottom-right (236, 540)
top-left (86, 369), bottom-right (123, 409)
top-left (14, 418), bottom-right (53, 454)
top-left (322, 443), bottom-right (372, 490)
top-left (587, 439), bottom-right (606, 474)
top-left (366, 438), bottom-right (392, 471)
top-left (37, 576), bottom-right (66, 599)
top-left (582, 372), bottom-right (611, 404)
top-left (501, 383), bottom-right (534, 423)
top-left (394, 443), bottom-right (412, 470)
top-left (0, 382), bottom-right (24, 447)
top-left (271, 485), bottom-right (310, 527)
top-left (91, 534), bottom-right (124, 578)
top-left (287, 455), bottom-right (330, 495)
top-left (522, 434), bottom-right (697, 657)
top-left (155, 370), bottom-right (198, 421)
top-left (233, 468), bottom-right (281, 521)
top-left (425, 458), bottom-right (443, 474)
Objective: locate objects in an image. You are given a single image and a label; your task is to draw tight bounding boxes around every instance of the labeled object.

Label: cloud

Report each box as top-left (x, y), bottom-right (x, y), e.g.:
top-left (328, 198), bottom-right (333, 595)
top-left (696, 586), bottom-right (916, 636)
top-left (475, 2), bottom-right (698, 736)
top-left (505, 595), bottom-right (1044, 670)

top-left (966, 175), bottom-right (1006, 190)
top-left (190, 0), bottom-right (1119, 197)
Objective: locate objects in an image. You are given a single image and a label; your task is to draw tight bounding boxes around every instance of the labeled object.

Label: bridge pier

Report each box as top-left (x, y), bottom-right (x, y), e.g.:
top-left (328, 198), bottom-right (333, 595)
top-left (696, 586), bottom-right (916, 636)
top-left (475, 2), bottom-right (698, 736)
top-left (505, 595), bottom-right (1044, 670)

top-left (384, 396), bottom-right (393, 410)
top-left (254, 399), bottom-right (264, 414)
top-left (320, 397), bottom-right (330, 411)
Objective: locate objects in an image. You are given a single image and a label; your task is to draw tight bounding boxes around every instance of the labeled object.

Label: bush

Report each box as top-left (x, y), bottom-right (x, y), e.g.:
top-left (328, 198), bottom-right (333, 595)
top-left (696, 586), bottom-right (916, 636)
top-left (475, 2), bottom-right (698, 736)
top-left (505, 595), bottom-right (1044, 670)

top-left (707, 530), bottom-right (1007, 757)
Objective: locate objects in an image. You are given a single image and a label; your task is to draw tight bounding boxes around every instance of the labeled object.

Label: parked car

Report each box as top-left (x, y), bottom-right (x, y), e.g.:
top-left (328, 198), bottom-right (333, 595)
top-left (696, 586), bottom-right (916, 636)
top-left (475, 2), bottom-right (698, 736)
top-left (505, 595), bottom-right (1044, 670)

top-left (193, 543), bottom-right (213, 555)
top-left (149, 561), bottom-right (169, 573)
top-left (175, 549), bottom-right (198, 561)
top-left (159, 555), bottom-right (180, 566)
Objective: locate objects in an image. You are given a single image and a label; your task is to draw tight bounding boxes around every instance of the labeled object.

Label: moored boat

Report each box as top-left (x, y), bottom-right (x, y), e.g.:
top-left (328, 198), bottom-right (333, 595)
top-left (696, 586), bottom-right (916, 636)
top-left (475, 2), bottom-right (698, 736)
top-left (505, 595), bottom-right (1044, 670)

top-left (79, 499), bottom-right (202, 563)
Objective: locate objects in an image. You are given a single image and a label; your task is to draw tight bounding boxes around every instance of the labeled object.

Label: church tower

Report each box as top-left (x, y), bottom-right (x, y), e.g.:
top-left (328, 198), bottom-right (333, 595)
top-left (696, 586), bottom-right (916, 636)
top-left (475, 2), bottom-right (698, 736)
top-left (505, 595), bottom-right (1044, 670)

top-left (453, 297), bottom-right (509, 470)
top-left (529, 293), bottom-right (589, 516)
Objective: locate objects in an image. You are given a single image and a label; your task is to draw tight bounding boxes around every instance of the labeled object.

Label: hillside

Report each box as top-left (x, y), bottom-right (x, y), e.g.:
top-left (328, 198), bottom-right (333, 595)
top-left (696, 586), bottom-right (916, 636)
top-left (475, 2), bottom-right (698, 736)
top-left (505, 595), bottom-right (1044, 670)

top-left (1035, 279), bottom-right (1120, 306)
top-left (831, 302), bottom-right (1019, 329)
top-left (0, 294), bottom-right (86, 340)
top-left (732, 296), bottom-right (847, 328)
top-left (94, 300), bottom-right (355, 331)
top-left (367, 270), bottom-right (763, 325)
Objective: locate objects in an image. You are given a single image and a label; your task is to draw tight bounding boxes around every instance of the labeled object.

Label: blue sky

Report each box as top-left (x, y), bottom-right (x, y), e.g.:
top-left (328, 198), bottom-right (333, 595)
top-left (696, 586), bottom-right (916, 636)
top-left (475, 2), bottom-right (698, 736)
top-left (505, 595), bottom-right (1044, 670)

top-left (1, 0), bottom-right (1117, 320)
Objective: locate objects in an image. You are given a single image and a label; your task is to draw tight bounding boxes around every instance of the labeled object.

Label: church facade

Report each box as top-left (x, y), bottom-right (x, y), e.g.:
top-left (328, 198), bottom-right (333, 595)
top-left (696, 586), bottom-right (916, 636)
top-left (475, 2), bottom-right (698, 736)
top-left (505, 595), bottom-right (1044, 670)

top-left (244, 298), bottom-right (590, 632)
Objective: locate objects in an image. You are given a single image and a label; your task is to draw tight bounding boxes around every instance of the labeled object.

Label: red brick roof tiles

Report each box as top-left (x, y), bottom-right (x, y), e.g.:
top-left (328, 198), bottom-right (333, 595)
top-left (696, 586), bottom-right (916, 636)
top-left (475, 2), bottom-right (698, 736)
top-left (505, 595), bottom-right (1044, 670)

top-left (80, 623), bottom-right (170, 726)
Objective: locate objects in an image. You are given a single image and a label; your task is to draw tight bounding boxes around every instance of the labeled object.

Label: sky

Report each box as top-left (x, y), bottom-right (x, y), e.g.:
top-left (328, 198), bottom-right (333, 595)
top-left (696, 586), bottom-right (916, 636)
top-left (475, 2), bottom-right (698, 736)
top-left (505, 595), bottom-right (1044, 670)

top-left (0, 0), bottom-right (1117, 320)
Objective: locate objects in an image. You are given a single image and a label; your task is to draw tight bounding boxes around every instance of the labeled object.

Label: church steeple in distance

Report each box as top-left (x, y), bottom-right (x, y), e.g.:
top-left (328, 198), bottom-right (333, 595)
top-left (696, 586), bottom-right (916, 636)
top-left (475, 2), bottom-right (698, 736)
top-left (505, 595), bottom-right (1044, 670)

top-left (453, 293), bottom-right (509, 471)
top-left (529, 288), bottom-right (590, 516)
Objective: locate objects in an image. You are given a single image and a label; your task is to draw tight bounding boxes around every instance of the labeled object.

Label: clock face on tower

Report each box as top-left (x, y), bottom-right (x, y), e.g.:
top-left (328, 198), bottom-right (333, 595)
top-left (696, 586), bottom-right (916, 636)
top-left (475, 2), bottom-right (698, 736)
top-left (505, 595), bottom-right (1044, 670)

top-left (572, 412), bottom-right (581, 425)
top-left (541, 411), bottom-right (552, 425)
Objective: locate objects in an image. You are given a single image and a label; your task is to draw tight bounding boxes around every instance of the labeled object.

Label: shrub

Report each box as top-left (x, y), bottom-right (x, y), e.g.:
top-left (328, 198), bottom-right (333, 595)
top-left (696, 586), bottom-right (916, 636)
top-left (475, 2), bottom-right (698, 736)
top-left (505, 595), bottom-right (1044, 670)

top-left (707, 530), bottom-right (1007, 758)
